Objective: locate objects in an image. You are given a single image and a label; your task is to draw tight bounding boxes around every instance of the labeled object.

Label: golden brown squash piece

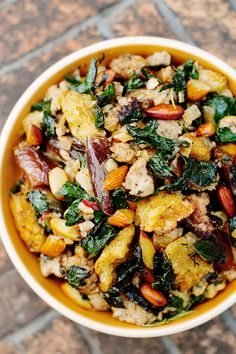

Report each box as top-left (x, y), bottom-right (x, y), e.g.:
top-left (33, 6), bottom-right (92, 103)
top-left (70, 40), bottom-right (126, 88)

top-left (10, 190), bottom-right (46, 252)
top-left (95, 225), bottom-right (135, 292)
top-left (181, 133), bottom-right (213, 161)
top-left (135, 192), bottom-right (195, 234)
top-left (165, 233), bottom-right (214, 291)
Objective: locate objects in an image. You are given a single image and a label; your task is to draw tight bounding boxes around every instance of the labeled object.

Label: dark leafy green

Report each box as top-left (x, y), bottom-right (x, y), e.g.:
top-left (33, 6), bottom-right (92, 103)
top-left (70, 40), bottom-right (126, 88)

top-left (159, 156), bottom-right (218, 192)
top-left (123, 73), bottom-right (146, 93)
top-left (42, 115), bottom-right (56, 138)
top-left (66, 266), bottom-right (90, 289)
top-left (28, 190), bottom-right (49, 217)
top-left (168, 295), bottom-right (183, 309)
top-left (58, 181), bottom-right (93, 205)
top-left (127, 120), bottom-right (179, 150)
top-left (96, 83), bottom-right (115, 107)
top-left (160, 59), bottom-right (199, 103)
top-left (111, 188), bottom-right (129, 210)
top-left (10, 179), bottom-right (23, 193)
top-left (216, 127), bottom-right (236, 143)
top-left (204, 94), bottom-right (236, 123)
top-left (93, 210), bottom-right (105, 224)
top-left (152, 252), bottom-right (175, 293)
top-left (148, 147), bottom-right (179, 178)
top-left (116, 244), bottom-right (142, 283)
top-left (193, 239), bottom-right (225, 262)
top-left (72, 58), bottom-right (98, 94)
top-left (103, 287), bottom-right (124, 308)
top-left (81, 223), bottom-right (116, 257)
top-left (119, 99), bottom-right (143, 125)
top-left (94, 105), bottom-right (104, 129)
top-left (122, 285), bottom-right (152, 311)
top-left (65, 74), bottom-right (80, 86)
top-left (145, 310), bottom-right (193, 326)
top-left (31, 100), bottom-right (51, 116)
top-left (64, 199), bottom-right (83, 226)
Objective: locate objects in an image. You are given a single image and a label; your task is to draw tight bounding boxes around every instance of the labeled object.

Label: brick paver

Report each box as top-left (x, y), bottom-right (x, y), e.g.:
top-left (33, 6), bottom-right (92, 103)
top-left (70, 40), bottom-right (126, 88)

top-left (0, 0), bottom-right (236, 353)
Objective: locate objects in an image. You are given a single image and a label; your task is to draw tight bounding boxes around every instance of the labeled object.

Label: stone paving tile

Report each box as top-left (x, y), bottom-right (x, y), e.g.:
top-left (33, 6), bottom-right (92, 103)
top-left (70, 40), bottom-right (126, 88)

top-left (170, 316), bottom-right (236, 354)
top-left (230, 304), bottom-right (236, 320)
top-left (0, 341), bottom-right (20, 354)
top-left (0, 26), bottom-right (103, 129)
top-left (0, 271), bottom-right (48, 337)
top-left (0, 240), bottom-right (13, 274)
top-left (21, 318), bottom-right (91, 354)
top-left (109, 0), bottom-right (176, 38)
top-left (0, 0), bottom-right (119, 66)
top-left (165, 0), bottom-right (236, 68)
top-left (87, 328), bottom-right (167, 354)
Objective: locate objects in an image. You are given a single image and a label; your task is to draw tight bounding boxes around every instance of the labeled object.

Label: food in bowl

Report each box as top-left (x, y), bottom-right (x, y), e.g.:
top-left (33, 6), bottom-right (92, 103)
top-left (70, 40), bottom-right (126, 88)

top-left (9, 50), bottom-right (236, 327)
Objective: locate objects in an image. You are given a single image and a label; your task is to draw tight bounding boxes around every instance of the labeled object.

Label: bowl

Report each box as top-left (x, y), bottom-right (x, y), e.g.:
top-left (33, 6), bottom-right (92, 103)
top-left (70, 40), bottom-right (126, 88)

top-left (0, 36), bottom-right (235, 338)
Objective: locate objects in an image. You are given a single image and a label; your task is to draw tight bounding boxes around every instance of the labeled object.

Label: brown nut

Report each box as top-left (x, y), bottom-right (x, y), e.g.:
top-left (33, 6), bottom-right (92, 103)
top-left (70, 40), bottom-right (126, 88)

top-left (27, 124), bottom-right (43, 146)
top-left (140, 283), bottom-right (167, 307)
top-left (195, 122), bottom-right (216, 137)
top-left (146, 104), bottom-right (184, 120)
top-left (217, 185), bottom-right (235, 218)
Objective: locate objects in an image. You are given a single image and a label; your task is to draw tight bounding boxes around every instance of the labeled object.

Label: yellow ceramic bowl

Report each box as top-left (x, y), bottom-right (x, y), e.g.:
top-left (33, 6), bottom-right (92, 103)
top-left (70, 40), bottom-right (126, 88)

top-left (0, 37), bottom-right (235, 337)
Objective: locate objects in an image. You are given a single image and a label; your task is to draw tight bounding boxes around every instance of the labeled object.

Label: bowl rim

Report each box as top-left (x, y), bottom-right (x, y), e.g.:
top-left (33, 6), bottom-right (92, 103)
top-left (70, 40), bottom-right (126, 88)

top-left (0, 36), bottom-right (236, 338)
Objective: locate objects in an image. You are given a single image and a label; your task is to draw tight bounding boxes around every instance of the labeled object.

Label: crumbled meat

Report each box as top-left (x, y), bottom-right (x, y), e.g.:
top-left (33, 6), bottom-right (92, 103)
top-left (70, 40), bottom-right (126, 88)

top-left (112, 297), bottom-right (156, 326)
top-left (146, 51), bottom-right (171, 67)
top-left (110, 54), bottom-right (147, 79)
top-left (219, 116), bottom-right (236, 134)
top-left (103, 104), bottom-right (121, 133)
top-left (40, 255), bottom-right (63, 278)
top-left (130, 88), bottom-right (171, 109)
top-left (88, 293), bottom-right (110, 311)
top-left (156, 120), bottom-right (182, 139)
top-left (186, 193), bottom-right (215, 235)
top-left (111, 142), bottom-right (136, 164)
top-left (122, 158), bottom-right (154, 197)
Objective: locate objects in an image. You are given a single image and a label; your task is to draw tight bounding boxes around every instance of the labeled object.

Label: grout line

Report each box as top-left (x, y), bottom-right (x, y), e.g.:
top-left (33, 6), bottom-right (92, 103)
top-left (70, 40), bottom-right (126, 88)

top-left (160, 336), bottom-right (182, 354)
top-left (0, 309), bottom-right (59, 343)
top-left (0, 0), bottom-right (134, 78)
top-left (0, 0), bottom-right (18, 9)
top-left (76, 324), bottom-right (104, 354)
top-left (221, 310), bottom-right (236, 336)
top-left (152, 0), bottom-right (195, 45)
top-left (227, 0), bottom-right (236, 11)
top-left (95, 16), bottom-right (114, 39)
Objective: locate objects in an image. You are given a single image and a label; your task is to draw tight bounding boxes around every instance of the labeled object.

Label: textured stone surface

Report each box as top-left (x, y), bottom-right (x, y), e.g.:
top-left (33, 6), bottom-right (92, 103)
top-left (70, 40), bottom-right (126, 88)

top-left (170, 316), bottom-right (236, 354)
top-left (0, 271), bottom-right (48, 337)
top-left (165, 0), bottom-right (236, 68)
top-left (0, 0), bottom-right (119, 66)
top-left (0, 26), bottom-right (103, 128)
top-left (110, 0), bottom-right (176, 37)
top-left (87, 328), bottom-right (167, 354)
top-left (0, 342), bottom-right (20, 354)
top-left (22, 318), bottom-right (91, 354)
top-left (0, 241), bottom-right (13, 274)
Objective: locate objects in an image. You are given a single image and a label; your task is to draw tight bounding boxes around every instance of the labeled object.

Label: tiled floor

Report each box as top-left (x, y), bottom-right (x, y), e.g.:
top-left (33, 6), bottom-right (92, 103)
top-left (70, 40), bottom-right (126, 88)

top-left (0, 0), bottom-right (236, 353)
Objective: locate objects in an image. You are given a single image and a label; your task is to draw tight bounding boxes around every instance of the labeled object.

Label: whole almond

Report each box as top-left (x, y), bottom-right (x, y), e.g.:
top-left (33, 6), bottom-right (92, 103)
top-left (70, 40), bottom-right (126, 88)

top-left (140, 283), bottom-right (167, 307)
top-left (146, 104), bottom-right (184, 120)
top-left (217, 185), bottom-right (235, 218)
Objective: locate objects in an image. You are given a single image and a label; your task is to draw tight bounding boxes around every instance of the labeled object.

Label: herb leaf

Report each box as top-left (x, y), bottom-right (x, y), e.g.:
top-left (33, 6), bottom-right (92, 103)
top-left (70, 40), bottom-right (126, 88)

top-left (73, 58), bottom-right (98, 94)
top-left (103, 287), bottom-right (125, 308)
top-left (204, 94), bottom-right (236, 123)
top-left (94, 105), bottom-right (104, 128)
top-left (111, 188), bottom-right (129, 210)
top-left (152, 251), bottom-right (175, 293)
top-left (28, 190), bottom-right (49, 217)
top-left (64, 199), bottom-right (83, 226)
top-left (96, 83), bottom-right (115, 107)
top-left (81, 223), bottom-right (116, 257)
top-left (216, 127), bottom-right (236, 143)
top-left (58, 181), bottom-right (93, 205)
top-left (124, 73), bottom-right (146, 93)
top-left (66, 266), bottom-right (90, 289)
top-left (122, 285), bottom-right (152, 311)
top-left (148, 147), bottom-right (179, 178)
top-left (193, 239), bottom-right (225, 262)
top-left (42, 115), bottom-right (56, 138)
top-left (31, 100), bottom-right (51, 116)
